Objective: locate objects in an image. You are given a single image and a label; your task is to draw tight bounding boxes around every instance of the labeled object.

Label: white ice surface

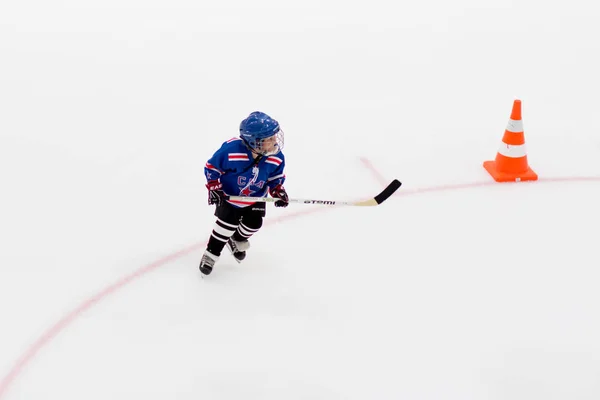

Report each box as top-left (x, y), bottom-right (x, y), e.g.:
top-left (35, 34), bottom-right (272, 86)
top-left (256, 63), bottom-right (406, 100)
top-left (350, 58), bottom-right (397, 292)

top-left (1, 1), bottom-right (600, 399)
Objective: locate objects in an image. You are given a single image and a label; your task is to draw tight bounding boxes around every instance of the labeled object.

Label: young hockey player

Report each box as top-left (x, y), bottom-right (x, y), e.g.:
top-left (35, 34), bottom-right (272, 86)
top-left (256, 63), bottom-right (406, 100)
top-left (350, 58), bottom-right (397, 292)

top-left (199, 111), bottom-right (289, 276)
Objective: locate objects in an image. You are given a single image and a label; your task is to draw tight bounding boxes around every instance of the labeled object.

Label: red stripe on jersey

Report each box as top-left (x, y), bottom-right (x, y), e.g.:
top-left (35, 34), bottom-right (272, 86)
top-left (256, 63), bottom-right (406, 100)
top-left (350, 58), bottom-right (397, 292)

top-left (205, 162), bottom-right (222, 173)
top-left (227, 137), bottom-right (241, 143)
top-left (227, 199), bottom-right (256, 206)
top-left (228, 154), bottom-right (249, 161)
top-left (265, 156), bottom-right (282, 166)
top-left (267, 173), bottom-right (285, 182)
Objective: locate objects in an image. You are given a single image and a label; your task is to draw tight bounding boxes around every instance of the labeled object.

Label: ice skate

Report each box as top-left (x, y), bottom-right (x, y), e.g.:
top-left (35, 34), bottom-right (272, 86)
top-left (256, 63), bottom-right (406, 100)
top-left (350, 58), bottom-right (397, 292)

top-left (226, 237), bottom-right (250, 263)
top-left (199, 250), bottom-right (219, 276)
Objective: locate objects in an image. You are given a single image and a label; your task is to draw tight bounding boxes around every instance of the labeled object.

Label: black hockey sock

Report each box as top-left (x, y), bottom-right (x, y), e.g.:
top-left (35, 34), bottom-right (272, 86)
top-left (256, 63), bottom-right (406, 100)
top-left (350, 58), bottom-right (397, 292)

top-left (231, 231), bottom-right (246, 242)
top-left (207, 236), bottom-right (227, 257)
top-left (207, 217), bottom-right (238, 256)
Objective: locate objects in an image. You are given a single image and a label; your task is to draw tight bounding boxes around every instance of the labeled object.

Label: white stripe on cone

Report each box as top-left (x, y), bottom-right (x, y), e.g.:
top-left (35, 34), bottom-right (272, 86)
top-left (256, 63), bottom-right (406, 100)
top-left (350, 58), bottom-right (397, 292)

top-left (505, 119), bottom-right (524, 133)
top-left (497, 142), bottom-right (527, 158)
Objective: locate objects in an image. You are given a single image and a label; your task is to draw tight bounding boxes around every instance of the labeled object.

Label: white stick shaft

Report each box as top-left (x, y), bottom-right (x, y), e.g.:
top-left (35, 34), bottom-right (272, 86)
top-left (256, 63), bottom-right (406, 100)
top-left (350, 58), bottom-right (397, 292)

top-left (226, 195), bottom-right (358, 206)
top-left (224, 179), bottom-right (400, 208)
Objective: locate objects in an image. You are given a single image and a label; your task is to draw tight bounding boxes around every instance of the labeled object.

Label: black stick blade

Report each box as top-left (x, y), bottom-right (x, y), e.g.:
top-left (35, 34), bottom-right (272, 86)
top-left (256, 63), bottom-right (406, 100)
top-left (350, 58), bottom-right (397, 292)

top-left (374, 179), bottom-right (402, 204)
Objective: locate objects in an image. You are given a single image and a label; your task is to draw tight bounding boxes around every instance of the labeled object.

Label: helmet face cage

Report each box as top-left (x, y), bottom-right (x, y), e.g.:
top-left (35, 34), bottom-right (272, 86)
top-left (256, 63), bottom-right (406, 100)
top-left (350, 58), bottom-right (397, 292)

top-left (252, 129), bottom-right (284, 156)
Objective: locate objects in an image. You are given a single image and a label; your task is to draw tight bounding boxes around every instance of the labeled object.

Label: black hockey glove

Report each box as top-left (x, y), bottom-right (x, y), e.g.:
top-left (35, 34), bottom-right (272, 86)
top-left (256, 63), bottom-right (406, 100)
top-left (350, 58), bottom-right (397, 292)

top-left (270, 184), bottom-right (289, 208)
top-left (206, 180), bottom-right (225, 206)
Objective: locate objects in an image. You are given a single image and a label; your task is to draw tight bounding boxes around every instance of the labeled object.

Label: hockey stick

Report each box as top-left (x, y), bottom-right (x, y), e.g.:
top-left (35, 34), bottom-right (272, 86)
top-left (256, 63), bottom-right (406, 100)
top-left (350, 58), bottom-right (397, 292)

top-left (225, 179), bottom-right (402, 207)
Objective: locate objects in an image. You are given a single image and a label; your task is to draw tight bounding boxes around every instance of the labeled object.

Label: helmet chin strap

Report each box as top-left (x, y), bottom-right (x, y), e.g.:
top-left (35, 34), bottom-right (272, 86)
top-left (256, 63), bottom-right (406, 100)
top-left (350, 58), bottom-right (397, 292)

top-left (241, 138), bottom-right (259, 157)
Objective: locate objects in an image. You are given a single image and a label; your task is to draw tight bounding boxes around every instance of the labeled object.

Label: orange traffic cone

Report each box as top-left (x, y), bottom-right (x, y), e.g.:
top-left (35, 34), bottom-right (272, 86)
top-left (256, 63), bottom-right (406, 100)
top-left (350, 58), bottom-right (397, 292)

top-left (483, 99), bottom-right (538, 182)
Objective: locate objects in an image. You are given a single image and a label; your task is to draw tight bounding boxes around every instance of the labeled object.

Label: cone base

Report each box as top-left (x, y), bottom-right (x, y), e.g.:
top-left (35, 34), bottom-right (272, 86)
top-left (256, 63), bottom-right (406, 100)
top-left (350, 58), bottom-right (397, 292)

top-left (483, 160), bottom-right (538, 182)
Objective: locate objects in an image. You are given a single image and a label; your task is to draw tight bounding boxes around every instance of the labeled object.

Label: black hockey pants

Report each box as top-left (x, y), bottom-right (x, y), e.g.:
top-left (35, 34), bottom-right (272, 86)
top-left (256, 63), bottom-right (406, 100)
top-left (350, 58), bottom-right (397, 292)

top-left (206, 200), bottom-right (265, 257)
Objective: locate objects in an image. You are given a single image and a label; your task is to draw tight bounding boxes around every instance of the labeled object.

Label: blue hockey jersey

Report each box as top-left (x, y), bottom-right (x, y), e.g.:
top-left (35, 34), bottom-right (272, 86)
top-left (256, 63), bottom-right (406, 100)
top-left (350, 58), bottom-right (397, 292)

top-left (204, 137), bottom-right (286, 208)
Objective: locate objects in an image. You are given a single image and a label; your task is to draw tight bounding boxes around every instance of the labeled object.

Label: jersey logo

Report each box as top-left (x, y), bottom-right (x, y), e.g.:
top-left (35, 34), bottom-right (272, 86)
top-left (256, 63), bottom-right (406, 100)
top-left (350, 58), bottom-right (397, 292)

top-left (239, 166), bottom-right (261, 196)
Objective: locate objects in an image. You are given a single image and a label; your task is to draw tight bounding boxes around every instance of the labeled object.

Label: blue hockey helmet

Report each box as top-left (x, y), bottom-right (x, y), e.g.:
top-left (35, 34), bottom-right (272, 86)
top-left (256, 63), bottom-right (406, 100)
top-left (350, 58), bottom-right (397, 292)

top-left (239, 111), bottom-right (284, 156)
